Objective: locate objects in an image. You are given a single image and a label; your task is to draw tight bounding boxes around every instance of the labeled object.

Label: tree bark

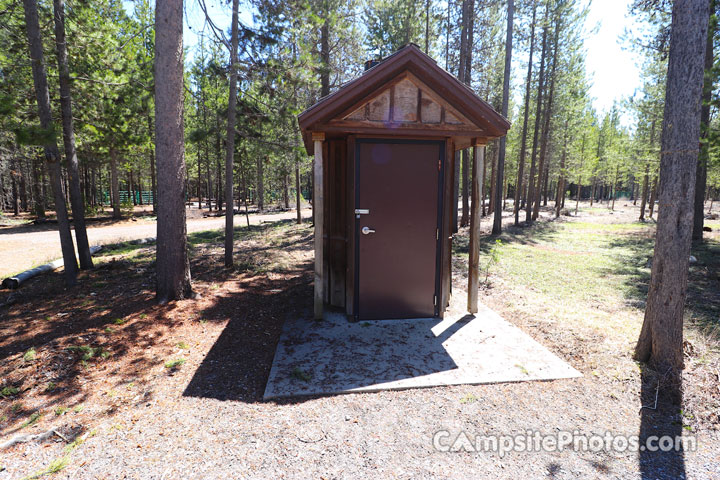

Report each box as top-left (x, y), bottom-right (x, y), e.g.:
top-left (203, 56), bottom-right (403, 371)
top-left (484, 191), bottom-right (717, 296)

top-left (224, 0), bottom-right (239, 267)
top-left (148, 113), bottom-right (157, 213)
top-left (31, 153), bottom-right (44, 218)
top-left (649, 175), bottom-right (658, 217)
top-left (295, 159), bottom-right (302, 224)
top-left (257, 155), bottom-right (265, 213)
top-left (634, 0), bottom-right (709, 398)
top-left (320, 0), bottom-right (330, 98)
top-left (52, 0), bottom-right (93, 268)
top-left (639, 162), bottom-right (650, 221)
top-left (515, 4), bottom-right (537, 225)
top-left (492, 0), bottom-right (513, 235)
top-left (692, 0), bottom-right (715, 242)
top-left (555, 120), bottom-right (569, 218)
top-left (488, 145), bottom-right (497, 214)
top-left (22, 0), bottom-right (78, 286)
top-left (533, 9), bottom-right (560, 221)
top-left (11, 156), bottom-right (19, 216)
top-left (526, 6), bottom-right (548, 223)
top-left (461, 149), bottom-right (469, 226)
top-left (155, 0), bottom-right (192, 302)
top-left (110, 148), bottom-right (121, 219)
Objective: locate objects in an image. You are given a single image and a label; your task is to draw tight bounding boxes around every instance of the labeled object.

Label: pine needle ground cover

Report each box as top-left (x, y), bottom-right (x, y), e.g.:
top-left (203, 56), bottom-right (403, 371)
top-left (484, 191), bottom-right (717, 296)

top-left (0, 205), bottom-right (718, 479)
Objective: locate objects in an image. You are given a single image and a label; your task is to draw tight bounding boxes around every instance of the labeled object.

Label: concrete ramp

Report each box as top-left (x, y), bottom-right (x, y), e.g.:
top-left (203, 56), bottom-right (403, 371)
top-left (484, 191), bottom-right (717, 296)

top-left (264, 294), bottom-right (581, 399)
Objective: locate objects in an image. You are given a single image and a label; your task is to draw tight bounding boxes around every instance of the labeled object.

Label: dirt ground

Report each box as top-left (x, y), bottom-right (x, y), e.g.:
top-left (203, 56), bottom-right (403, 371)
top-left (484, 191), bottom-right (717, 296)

top-left (0, 202), bottom-right (718, 479)
top-left (0, 205), bottom-right (311, 279)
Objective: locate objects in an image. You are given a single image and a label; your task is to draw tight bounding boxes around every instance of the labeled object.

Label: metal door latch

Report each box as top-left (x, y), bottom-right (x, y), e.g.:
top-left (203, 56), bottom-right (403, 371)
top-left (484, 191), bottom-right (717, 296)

top-left (355, 208), bottom-right (370, 219)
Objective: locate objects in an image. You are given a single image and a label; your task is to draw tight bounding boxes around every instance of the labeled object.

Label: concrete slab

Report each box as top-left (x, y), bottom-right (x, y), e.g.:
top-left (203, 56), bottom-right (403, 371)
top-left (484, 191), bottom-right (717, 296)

top-left (263, 292), bottom-right (581, 399)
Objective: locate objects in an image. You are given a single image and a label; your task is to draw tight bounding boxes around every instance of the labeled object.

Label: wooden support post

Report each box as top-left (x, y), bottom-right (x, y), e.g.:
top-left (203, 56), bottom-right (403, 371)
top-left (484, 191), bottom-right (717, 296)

top-left (468, 143), bottom-right (485, 313)
top-left (313, 132), bottom-right (325, 319)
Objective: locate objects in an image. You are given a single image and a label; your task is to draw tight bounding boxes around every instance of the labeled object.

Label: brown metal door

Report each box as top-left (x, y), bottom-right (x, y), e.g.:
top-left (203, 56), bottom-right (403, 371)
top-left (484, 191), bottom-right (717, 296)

top-left (355, 140), bottom-right (444, 320)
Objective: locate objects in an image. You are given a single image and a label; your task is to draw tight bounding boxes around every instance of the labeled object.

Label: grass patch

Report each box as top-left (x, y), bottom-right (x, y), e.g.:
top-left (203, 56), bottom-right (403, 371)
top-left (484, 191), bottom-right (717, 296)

top-left (55, 406), bottom-right (69, 416)
top-left (459, 393), bottom-right (478, 404)
top-left (164, 358), bottom-right (186, 369)
top-left (177, 341), bottom-right (189, 350)
top-left (21, 455), bottom-right (70, 480)
top-left (1, 386), bottom-right (19, 398)
top-left (66, 345), bottom-right (108, 361)
top-left (20, 412), bottom-right (41, 429)
top-left (23, 348), bottom-right (36, 362)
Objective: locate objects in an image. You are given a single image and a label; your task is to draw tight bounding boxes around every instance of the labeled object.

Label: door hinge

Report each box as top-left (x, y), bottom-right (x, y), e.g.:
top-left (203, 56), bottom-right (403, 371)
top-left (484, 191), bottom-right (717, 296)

top-left (434, 295), bottom-right (437, 306)
top-left (436, 228), bottom-right (439, 240)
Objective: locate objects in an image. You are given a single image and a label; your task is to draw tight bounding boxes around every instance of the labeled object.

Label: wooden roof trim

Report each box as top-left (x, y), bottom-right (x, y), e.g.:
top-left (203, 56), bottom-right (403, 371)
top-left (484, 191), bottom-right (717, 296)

top-left (298, 44), bottom-right (510, 136)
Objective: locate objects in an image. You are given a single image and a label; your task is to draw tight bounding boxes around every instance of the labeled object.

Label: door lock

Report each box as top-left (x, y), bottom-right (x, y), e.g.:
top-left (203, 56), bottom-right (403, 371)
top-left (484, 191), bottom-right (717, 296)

top-left (361, 226), bottom-right (376, 235)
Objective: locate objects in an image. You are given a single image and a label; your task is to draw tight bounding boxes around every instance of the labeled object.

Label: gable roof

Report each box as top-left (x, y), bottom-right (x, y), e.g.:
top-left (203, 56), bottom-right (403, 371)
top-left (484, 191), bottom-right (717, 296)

top-left (298, 44), bottom-right (510, 153)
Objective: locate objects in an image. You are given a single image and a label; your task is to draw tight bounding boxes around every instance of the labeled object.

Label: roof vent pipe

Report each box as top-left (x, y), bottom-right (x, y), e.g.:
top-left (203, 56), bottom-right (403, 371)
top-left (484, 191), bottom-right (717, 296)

top-left (364, 59), bottom-right (380, 71)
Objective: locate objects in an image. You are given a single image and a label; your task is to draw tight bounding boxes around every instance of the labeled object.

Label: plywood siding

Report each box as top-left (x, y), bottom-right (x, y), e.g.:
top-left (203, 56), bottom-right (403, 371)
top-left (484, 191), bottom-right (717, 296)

top-left (324, 139), bottom-right (348, 308)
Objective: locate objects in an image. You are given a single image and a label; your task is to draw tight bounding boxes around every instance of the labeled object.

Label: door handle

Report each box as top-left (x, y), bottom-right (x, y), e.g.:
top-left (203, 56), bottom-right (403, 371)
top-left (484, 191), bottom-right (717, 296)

top-left (361, 226), bottom-right (376, 235)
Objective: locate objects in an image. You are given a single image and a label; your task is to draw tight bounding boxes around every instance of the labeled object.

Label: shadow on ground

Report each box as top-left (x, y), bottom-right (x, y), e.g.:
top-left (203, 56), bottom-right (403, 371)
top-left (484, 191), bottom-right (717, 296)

top-left (639, 370), bottom-right (686, 480)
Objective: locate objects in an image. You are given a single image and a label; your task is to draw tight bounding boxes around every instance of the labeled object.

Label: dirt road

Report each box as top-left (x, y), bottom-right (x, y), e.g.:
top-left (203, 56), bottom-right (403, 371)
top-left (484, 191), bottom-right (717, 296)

top-left (0, 208), bottom-right (311, 279)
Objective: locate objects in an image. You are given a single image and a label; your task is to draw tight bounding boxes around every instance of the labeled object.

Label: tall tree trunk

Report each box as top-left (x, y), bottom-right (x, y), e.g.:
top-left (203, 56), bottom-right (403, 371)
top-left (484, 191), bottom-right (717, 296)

top-left (459, 0), bottom-right (475, 228)
top-left (488, 145), bottom-right (497, 214)
top-left (533, 10), bottom-right (560, 221)
top-left (634, 0), bottom-right (709, 398)
top-left (206, 143), bottom-right (212, 210)
top-left (224, 0), bottom-right (239, 267)
top-left (19, 158), bottom-right (28, 211)
top-left (492, 0), bottom-right (513, 235)
top-left (526, 6), bottom-right (548, 223)
top-left (320, 0), bottom-right (330, 98)
top-left (461, 149), bottom-right (469, 226)
top-left (257, 156), bottom-right (265, 213)
top-left (575, 133), bottom-right (586, 216)
top-left (555, 120), bottom-right (569, 218)
top-left (110, 148), bottom-right (121, 219)
top-left (31, 153), bottom-right (44, 218)
top-left (129, 170), bottom-right (136, 205)
top-left (155, 0), bottom-right (192, 302)
top-left (296, 158), bottom-right (302, 224)
top-left (514, 4), bottom-right (537, 225)
top-left (22, 0), bottom-right (78, 285)
top-left (611, 166), bottom-right (619, 211)
top-left (481, 147), bottom-right (487, 216)
top-left (649, 175), bottom-right (658, 217)
top-left (639, 162), bottom-right (650, 221)
top-left (424, 0), bottom-right (430, 53)
top-left (148, 113), bottom-right (157, 213)
top-left (693, 0), bottom-right (715, 241)
top-left (11, 156), bottom-right (19, 216)
top-left (283, 173), bottom-right (289, 209)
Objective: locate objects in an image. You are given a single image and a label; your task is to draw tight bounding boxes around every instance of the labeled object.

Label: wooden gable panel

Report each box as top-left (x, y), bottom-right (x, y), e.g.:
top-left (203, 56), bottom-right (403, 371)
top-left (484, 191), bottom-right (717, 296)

top-left (420, 94), bottom-right (442, 123)
top-left (393, 78), bottom-right (418, 122)
top-left (367, 90), bottom-right (390, 121)
top-left (338, 73), bottom-right (475, 131)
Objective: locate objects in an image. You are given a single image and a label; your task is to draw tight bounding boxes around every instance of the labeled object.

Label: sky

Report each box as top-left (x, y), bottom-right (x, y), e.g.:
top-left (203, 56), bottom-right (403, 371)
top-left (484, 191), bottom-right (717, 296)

top-left (583, 0), bottom-right (644, 115)
top-left (130, 0), bottom-right (645, 118)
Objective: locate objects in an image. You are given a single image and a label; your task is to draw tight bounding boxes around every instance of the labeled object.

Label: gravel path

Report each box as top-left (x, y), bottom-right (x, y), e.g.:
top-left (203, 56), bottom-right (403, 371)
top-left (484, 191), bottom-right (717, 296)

top-left (0, 208), bottom-right (311, 278)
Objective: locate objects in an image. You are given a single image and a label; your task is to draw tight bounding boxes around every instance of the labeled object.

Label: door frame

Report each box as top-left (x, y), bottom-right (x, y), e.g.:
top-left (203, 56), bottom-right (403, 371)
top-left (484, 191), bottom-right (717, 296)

top-left (353, 138), bottom-right (446, 320)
